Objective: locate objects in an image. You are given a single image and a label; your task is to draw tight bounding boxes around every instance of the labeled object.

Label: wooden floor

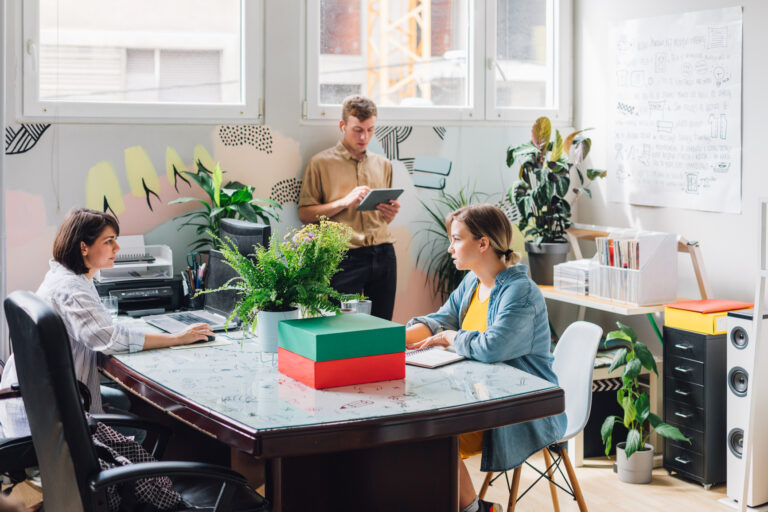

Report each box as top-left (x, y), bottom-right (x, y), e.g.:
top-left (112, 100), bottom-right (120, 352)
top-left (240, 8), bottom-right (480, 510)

top-left (9, 452), bottom-right (730, 511)
top-left (466, 452), bottom-right (728, 512)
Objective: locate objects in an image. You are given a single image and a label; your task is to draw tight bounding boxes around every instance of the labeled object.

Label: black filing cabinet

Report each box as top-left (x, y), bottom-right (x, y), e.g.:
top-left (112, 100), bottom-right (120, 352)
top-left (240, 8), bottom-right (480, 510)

top-left (663, 326), bottom-right (726, 488)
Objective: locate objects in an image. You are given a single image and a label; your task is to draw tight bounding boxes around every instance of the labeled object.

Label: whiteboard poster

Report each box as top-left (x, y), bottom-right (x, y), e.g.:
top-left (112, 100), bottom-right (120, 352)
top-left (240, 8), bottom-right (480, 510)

top-left (609, 7), bottom-right (742, 213)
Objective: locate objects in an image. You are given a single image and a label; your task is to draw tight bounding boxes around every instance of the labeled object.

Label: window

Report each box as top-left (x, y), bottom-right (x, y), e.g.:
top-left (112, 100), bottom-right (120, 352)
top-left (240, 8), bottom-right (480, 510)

top-left (22, 0), bottom-right (262, 122)
top-left (305, 0), bottom-right (571, 123)
top-left (306, 0), bottom-right (483, 121)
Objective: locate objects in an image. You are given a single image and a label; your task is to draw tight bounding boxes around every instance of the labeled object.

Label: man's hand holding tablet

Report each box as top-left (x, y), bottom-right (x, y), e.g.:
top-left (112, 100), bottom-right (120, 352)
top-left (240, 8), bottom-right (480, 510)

top-left (356, 188), bottom-right (404, 211)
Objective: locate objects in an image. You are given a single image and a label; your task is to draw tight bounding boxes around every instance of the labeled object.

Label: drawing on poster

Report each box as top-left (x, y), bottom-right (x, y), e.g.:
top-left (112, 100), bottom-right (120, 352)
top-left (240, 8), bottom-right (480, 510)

top-left (609, 7), bottom-right (742, 213)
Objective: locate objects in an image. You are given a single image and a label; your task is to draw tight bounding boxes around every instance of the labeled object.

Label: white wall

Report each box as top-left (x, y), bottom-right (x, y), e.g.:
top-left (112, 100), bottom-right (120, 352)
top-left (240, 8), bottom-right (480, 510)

top-left (573, 0), bottom-right (765, 351)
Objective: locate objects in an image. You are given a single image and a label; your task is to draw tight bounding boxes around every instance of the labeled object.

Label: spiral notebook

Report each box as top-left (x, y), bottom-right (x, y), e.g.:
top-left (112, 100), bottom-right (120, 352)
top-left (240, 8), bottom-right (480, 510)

top-left (405, 347), bottom-right (465, 369)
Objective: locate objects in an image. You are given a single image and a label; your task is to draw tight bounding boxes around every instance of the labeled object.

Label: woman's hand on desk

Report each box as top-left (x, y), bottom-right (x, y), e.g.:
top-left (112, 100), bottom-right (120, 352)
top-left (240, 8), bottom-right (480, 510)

top-left (144, 323), bottom-right (214, 350)
top-left (406, 330), bottom-right (457, 350)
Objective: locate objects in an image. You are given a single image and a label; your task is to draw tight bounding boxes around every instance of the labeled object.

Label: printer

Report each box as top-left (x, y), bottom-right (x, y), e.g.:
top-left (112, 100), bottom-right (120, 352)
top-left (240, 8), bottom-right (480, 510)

top-left (94, 240), bottom-right (183, 316)
top-left (95, 277), bottom-right (183, 316)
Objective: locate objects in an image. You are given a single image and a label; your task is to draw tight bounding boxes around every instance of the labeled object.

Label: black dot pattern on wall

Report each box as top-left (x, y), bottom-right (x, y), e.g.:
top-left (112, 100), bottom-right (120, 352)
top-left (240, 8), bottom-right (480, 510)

top-left (218, 125), bottom-right (274, 154)
top-left (270, 178), bottom-right (302, 205)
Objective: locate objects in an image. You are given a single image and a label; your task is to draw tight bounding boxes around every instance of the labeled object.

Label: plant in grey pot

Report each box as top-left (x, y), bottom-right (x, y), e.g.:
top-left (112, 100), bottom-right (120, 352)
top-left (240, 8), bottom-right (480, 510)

top-left (601, 322), bottom-right (690, 484)
top-left (508, 116), bottom-right (606, 284)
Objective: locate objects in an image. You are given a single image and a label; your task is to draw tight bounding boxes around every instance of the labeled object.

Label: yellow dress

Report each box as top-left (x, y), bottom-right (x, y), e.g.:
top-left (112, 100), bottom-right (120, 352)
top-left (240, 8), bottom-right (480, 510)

top-left (458, 285), bottom-right (489, 459)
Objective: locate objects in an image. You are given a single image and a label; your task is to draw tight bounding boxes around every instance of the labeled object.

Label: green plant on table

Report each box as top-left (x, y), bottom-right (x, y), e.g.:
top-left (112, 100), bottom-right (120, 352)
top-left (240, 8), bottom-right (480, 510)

top-left (508, 116), bottom-right (606, 244)
top-left (415, 186), bottom-right (488, 301)
top-left (202, 218), bottom-right (354, 332)
top-left (169, 160), bottom-right (281, 251)
top-left (600, 322), bottom-right (690, 459)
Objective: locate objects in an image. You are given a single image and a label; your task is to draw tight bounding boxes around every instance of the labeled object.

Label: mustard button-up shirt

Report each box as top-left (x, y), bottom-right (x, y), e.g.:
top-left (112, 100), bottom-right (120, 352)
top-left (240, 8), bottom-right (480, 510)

top-left (298, 142), bottom-right (394, 249)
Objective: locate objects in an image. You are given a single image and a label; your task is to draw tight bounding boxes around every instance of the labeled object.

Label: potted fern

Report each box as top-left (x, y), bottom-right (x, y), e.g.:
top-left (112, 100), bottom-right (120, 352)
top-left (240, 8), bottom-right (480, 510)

top-left (206, 219), bottom-right (354, 352)
top-left (601, 322), bottom-right (690, 483)
top-left (508, 116), bottom-right (606, 284)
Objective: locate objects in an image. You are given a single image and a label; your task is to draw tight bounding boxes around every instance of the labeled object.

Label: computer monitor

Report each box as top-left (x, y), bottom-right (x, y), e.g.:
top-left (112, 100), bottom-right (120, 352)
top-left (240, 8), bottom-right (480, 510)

top-left (204, 249), bottom-right (239, 317)
top-left (219, 218), bottom-right (271, 257)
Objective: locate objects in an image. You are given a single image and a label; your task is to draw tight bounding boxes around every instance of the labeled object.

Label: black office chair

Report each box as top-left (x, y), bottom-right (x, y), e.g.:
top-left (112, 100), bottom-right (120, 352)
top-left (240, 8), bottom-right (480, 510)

top-left (0, 360), bottom-right (37, 494)
top-left (4, 290), bottom-right (269, 512)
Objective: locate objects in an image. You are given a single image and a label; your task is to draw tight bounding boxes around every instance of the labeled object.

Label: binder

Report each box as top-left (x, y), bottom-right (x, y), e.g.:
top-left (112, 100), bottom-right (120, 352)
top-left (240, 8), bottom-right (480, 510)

top-left (664, 299), bottom-right (753, 334)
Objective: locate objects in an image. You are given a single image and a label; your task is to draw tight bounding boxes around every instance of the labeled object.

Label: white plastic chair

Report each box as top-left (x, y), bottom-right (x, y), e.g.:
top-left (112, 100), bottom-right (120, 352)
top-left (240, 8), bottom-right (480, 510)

top-left (479, 321), bottom-right (603, 512)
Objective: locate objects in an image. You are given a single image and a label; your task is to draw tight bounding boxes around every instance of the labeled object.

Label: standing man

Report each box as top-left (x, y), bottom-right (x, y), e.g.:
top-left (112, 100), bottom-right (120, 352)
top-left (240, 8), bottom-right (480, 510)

top-left (298, 96), bottom-right (400, 320)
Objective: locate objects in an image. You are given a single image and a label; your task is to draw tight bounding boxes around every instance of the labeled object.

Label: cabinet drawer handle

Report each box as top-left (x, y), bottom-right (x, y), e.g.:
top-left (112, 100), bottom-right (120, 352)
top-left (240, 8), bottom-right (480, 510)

top-left (674, 343), bottom-right (692, 351)
top-left (674, 456), bottom-right (691, 465)
top-left (674, 411), bottom-right (693, 419)
top-left (674, 389), bottom-right (691, 397)
top-left (674, 366), bottom-right (692, 374)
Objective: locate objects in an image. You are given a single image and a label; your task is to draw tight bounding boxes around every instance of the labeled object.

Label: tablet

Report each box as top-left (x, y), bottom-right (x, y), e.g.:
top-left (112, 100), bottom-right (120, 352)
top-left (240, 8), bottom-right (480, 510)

top-left (356, 188), bottom-right (404, 211)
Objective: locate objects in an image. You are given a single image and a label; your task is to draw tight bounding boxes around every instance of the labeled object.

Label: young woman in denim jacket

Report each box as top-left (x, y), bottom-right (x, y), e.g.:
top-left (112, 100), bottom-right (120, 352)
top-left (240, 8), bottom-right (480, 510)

top-left (406, 204), bottom-right (566, 512)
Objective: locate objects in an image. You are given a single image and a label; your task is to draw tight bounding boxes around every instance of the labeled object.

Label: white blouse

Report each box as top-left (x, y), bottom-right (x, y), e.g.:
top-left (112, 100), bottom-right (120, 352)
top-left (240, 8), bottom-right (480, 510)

top-left (0, 260), bottom-right (144, 437)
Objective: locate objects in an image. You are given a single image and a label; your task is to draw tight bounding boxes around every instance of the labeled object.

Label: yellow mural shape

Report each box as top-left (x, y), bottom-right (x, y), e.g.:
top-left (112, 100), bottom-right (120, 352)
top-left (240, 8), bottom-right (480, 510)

top-left (193, 144), bottom-right (216, 172)
top-left (166, 147), bottom-right (188, 187)
top-left (124, 146), bottom-right (161, 198)
top-left (85, 161), bottom-right (125, 215)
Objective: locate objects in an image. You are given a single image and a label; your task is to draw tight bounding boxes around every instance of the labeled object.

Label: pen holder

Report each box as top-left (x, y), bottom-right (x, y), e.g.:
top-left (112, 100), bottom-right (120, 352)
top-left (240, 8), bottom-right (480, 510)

top-left (184, 294), bottom-right (204, 310)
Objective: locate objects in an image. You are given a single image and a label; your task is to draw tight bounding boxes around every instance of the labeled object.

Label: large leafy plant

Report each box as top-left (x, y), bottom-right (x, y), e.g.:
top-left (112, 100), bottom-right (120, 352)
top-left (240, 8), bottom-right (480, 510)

top-left (415, 186), bottom-right (487, 301)
top-left (205, 219), bottom-right (354, 332)
top-left (601, 322), bottom-right (689, 460)
top-left (509, 117), bottom-right (606, 244)
top-left (169, 160), bottom-right (280, 251)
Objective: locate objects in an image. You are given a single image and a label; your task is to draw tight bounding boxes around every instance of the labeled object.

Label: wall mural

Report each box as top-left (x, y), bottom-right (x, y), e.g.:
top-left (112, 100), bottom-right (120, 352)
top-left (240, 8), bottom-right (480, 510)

top-left (375, 125), bottom-right (451, 190)
top-left (270, 177), bottom-right (302, 205)
top-left (4, 123), bottom-right (51, 155)
top-left (219, 125), bottom-right (274, 154)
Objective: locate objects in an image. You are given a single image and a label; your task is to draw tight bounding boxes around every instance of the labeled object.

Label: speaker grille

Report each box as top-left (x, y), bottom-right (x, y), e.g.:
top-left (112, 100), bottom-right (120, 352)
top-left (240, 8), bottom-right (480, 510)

top-left (731, 326), bottom-right (749, 350)
top-left (729, 428), bottom-right (744, 459)
top-left (728, 367), bottom-right (749, 397)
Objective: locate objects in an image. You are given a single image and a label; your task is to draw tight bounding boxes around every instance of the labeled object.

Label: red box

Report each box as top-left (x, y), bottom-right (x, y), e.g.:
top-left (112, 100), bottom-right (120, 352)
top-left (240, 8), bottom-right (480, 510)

top-left (278, 347), bottom-right (405, 389)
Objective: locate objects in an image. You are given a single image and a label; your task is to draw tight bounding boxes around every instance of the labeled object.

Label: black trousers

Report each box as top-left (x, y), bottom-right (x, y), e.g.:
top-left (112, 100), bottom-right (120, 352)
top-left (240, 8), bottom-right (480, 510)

top-left (331, 243), bottom-right (397, 320)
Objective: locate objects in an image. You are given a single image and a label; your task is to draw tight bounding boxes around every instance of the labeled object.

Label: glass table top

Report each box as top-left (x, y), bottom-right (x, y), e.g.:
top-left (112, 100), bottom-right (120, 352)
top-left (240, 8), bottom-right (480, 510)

top-left (110, 320), bottom-right (558, 432)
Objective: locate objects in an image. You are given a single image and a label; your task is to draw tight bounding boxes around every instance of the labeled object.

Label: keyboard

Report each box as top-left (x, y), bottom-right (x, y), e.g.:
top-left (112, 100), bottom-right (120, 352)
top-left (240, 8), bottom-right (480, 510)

top-left (168, 312), bottom-right (210, 325)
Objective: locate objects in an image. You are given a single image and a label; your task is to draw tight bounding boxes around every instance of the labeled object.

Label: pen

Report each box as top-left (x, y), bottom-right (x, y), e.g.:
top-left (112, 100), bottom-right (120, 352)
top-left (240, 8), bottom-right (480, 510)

top-left (198, 263), bottom-right (207, 289)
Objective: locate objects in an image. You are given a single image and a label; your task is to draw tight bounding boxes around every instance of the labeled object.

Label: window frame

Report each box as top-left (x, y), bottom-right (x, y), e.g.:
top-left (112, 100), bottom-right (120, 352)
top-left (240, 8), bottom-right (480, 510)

top-left (485, 0), bottom-right (571, 122)
top-left (303, 0), bottom-right (571, 124)
top-left (20, 0), bottom-right (264, 124)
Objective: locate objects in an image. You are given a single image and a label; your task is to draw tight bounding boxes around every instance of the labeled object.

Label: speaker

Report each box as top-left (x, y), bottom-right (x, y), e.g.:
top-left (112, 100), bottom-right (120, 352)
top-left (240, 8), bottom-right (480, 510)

top-left (726, 309), bottom-right (768, 506)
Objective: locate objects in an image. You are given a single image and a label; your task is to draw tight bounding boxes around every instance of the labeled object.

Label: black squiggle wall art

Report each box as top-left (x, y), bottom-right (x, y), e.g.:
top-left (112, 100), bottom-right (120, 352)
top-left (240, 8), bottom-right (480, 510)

top-left (374, 126), bottom-right (453, 191)
top-left (219, 125), bottom-right (273, 153)
top-left (5, 123), bottom-right (51, 155)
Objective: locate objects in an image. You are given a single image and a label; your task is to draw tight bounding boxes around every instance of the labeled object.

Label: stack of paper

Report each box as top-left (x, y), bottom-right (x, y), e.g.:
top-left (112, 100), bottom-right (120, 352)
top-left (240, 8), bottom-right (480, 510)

top-left (553, 259), bottom-right (592, 295)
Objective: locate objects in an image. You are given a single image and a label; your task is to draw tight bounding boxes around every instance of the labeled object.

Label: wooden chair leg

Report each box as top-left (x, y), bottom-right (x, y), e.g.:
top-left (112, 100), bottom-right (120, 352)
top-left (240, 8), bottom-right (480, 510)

top-left (560, 447), bottom-right (588, 512)
top-left (479, 472), bottom-right (494, 499)
top-left (542, 448), bottom-right (560, 512)
top-left (506, 466), bottom-right (522, 512)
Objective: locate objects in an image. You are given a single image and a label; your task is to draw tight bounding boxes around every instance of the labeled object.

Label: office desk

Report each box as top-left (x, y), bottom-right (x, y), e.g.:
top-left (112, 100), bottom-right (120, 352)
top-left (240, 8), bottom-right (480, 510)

top-left (100, 333), bottom-right (564, 511)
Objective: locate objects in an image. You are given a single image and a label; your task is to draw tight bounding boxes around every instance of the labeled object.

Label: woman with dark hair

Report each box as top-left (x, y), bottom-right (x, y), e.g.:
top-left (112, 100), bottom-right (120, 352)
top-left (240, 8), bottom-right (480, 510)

top-left (0, 208), bottom-right (213, 437)
top-left (406, 204), bottom-right (566, 512)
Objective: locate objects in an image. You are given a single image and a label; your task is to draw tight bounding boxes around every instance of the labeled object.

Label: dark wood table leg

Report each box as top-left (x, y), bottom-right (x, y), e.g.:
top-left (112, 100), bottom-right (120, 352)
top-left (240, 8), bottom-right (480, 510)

top-left (268, 436), bottom-right (460, 512)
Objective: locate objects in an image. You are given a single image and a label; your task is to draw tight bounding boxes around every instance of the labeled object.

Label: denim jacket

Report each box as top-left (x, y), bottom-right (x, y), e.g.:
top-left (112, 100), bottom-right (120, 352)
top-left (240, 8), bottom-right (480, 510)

top-left (408, 264), bottom-right (566, 471)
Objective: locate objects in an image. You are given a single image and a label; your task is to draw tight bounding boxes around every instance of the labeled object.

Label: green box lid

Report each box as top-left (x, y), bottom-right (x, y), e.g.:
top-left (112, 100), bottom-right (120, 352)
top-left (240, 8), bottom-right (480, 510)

top-left (277, 313), bottom-right (405, 362)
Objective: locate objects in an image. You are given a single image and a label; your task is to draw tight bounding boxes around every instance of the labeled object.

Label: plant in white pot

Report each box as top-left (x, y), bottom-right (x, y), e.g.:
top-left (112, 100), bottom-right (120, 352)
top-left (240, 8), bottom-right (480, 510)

top-left (204, 218), bottom-right (354, 352)
top-left (601, 322), bottom-right (690, 484)
top-left (508, 116), bottom-right (606, 284)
